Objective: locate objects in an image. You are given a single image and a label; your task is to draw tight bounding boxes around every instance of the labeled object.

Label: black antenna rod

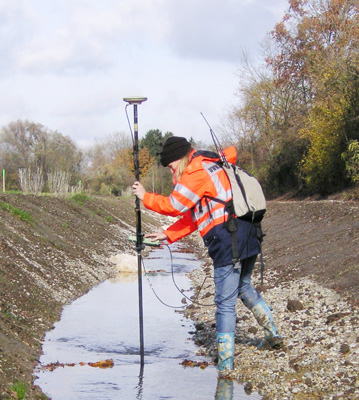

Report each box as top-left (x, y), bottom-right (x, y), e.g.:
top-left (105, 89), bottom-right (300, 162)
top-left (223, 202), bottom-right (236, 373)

top-left (200, 112), bottom-right (229, 167)
top-left (123, 96), bottom-right (147, 368)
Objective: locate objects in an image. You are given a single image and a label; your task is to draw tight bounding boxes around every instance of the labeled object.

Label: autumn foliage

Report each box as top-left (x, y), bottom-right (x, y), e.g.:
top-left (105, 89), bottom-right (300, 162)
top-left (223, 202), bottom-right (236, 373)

top-left (227, 0), bottom-right (359, 196)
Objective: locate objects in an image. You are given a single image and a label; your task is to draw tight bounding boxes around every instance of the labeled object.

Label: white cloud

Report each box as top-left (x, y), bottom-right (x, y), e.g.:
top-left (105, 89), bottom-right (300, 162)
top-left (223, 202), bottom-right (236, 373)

top-left (165, 0), bottom-right (288, 62)
top-left (3, 0), bottom-right (287, 73)
top-left (0, 1), bottom-right (33, 69)
top-left (7, 0), bottom-right (170, 74)
top-left (0, 0), bottom-right (289, 147)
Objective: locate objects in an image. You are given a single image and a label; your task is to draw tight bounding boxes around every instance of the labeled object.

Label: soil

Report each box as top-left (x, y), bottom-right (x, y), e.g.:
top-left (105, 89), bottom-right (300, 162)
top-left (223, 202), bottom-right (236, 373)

top-left (0, 192), bottom-right (358, 399)
top-left (0, 193), bottom-right (166, 399)
top-left (261, 198), bottom-right (359, 306)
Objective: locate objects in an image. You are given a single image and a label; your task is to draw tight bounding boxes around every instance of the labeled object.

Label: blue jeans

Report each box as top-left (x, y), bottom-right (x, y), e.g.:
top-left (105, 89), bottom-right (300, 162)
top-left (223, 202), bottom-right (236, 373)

top-left (214, 255), bottom-right (263, 333)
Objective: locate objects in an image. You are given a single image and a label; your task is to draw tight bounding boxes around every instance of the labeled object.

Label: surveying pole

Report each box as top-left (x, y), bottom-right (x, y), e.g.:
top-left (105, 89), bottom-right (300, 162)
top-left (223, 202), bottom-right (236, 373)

top-left (123, 97), bottom-right (147, 367)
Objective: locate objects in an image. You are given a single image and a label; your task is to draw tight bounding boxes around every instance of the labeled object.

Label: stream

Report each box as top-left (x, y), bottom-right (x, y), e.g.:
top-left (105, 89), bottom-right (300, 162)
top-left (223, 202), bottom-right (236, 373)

top-left (34, 244), bottom-right (261, 399)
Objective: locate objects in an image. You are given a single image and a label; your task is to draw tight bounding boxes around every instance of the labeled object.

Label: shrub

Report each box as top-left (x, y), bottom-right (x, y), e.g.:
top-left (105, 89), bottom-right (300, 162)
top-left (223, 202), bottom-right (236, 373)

top-left (342, 140), bottom-right (359, 185)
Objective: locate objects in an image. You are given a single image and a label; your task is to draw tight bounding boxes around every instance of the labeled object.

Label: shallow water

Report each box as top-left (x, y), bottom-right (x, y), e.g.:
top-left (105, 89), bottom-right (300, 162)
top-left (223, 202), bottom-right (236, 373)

top-left (35, 244), bottom-right (261, 399)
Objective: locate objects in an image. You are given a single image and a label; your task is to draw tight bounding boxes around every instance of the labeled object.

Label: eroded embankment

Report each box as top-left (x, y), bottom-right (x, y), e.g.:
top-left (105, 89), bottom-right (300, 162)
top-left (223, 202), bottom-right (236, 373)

top-left (0, 193), bottom-right (166, 399)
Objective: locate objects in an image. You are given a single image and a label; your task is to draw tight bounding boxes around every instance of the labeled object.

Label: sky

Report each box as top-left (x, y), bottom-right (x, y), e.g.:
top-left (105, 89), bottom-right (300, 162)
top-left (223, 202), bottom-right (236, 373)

top-left (0, 0), bottom-right (289, 149)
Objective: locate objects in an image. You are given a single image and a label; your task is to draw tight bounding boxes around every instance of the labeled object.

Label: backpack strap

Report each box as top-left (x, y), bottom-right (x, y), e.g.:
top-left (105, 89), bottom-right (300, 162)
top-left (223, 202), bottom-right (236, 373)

top-left (191, 150), bottom-right (266, 276)
top-left (255, 223), bottom-right (266, 285)
top-left (205, 195), bottom-right (240, 265)
top-left (191, 150), bottom-right (220, 160)
top-left (192, 152), bottom-right (245, 266)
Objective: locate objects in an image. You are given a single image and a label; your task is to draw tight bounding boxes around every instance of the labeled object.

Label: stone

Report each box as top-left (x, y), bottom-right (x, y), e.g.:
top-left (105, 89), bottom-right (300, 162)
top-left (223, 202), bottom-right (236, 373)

top-left (340, 343), bottom-right (350, 354)
top-left (287, 299), bottom-right (304, 312)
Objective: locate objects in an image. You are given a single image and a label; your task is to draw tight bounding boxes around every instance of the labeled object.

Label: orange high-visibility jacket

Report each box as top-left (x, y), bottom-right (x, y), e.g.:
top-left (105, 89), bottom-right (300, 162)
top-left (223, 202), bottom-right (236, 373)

top-left (143, 146), bottom-right (236, 242)
top-left (143, 146), bottom-right (260, 267)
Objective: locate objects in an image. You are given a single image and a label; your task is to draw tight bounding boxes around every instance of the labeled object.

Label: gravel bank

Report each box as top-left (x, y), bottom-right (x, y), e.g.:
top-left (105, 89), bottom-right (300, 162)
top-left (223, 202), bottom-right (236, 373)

top-left (186, 265), bottom-right (359, 400)
top-left (184, 199), bottom-right (359, 400)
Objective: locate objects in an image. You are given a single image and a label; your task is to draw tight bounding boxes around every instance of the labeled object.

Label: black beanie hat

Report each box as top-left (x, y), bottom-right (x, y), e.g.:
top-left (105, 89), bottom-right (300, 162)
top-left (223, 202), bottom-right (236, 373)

top-left (160, 136), bottom-right (192, 167)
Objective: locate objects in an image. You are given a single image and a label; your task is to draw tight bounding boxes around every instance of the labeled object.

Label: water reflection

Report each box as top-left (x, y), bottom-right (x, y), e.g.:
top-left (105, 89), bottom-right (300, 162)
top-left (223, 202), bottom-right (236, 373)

top-left (215, 379), bottom-right (234, 400)
top-left (109, 272), bottom-right (138, 283)
top-left (35, 244), bottom-right (260, 399)
top-left (136, 365), bottom-right (144, 400)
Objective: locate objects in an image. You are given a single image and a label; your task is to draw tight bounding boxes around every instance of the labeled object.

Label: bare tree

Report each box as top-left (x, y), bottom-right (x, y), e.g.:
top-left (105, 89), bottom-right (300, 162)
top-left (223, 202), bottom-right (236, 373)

top-left (1, 120), bottom-right (83, 191)
top-left (18, 167), bottom-right (44, 194)
top-left (47, 170), bottom-right (71, 195)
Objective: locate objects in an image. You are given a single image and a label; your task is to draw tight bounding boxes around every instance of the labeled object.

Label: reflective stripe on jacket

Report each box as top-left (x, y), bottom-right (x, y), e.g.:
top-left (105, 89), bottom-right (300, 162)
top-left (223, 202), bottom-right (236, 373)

top-left (143, 146), bottom-right (260, 267)
top-left (143, 148), bottom-right (234, 235)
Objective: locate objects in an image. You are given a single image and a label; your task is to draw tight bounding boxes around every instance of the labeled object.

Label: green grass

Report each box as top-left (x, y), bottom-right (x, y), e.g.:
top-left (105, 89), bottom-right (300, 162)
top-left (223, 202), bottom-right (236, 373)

top-left (0, 201), bottom-right (35, 224)
top-left (9, 381), bottom-right (27, 399)
top-left (2, 190), bottom-right (22, 194)
top-left (71, 193), bottom-right (91, 206)
top-left (104, 215), bottom-right (115, 223)
top-left (3, 310), bottom-right (15, 319)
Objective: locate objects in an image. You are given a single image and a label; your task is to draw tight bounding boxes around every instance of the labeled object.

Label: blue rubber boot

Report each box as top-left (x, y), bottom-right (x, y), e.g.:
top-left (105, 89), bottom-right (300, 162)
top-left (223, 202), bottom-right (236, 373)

top-left (250, 300), bottom-right (282, 349)
top-left (216, 332), bottom-right (234, 371)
